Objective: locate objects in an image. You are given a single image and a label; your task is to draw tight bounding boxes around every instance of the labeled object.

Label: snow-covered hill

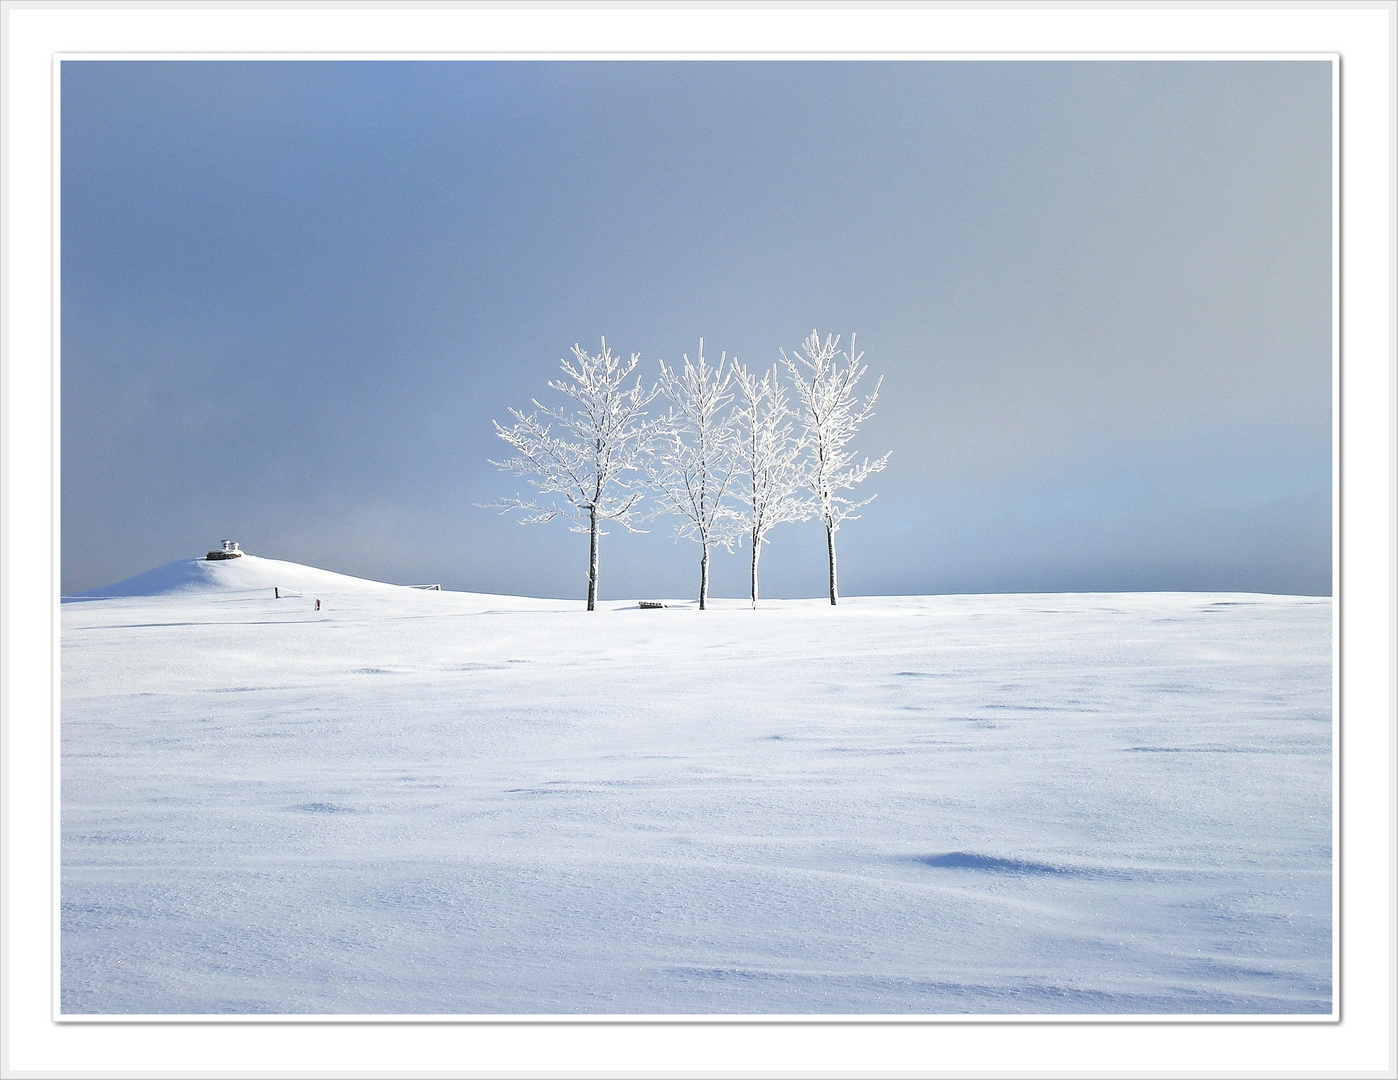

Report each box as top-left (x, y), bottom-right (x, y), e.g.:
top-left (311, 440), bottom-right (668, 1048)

top-left (60, 564), bottom-right (1334, 1016)
top-left (68, 553), bottom-right (414, 599)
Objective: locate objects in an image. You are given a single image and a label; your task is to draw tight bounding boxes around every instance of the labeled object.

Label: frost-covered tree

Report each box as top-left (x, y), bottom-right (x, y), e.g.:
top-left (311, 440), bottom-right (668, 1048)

top-left (488, 340), bottom-right (657, 611)
top-left (646, 341), bottom-right (741, 610)
top-left (732, 363), bottom-right (811, 609)
top-left (780, 330), bottom-right (890, 606)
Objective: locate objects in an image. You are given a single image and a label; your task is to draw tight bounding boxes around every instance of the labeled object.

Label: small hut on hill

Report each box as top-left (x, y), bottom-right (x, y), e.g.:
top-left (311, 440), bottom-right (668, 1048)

top-left (205, 540), bottom-right (243, 561)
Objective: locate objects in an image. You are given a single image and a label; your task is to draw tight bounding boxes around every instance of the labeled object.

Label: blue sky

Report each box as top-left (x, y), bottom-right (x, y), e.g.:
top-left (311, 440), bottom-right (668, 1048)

top-left (61, 60), bottom-right (1332, 598)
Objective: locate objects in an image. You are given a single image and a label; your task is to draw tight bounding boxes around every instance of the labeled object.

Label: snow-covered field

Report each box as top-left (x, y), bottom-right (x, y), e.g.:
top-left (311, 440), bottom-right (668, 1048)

top-left (61, 556), bottom-right (1333, 1015)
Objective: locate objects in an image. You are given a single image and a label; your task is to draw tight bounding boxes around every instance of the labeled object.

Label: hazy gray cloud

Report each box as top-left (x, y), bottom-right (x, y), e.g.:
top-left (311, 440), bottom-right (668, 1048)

top-left (62, 60), bottom-right (1331, 597)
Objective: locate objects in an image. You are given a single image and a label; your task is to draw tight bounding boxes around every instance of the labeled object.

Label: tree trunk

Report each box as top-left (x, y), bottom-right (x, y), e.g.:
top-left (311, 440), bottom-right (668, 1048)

top-left (699, 542), bottom-right (710, 610)
top-left (750, 530), bottom-right (760, 609)
top-left (587, 506), bottom-right (599, 612)
top-left (826, 522), bottom-right (838, 606)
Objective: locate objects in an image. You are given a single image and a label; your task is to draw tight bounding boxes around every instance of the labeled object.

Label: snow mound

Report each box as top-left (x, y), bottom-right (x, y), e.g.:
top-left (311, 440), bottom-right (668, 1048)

top-left (68, 554), bottom-right (407, 599)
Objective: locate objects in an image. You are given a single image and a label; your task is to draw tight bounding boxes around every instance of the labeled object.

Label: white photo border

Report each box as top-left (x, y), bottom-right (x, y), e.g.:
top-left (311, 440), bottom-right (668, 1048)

top-left (41, 44), bottom-right (1348, 1033)
top-left (4, 2), bottom-right (1394, 1076)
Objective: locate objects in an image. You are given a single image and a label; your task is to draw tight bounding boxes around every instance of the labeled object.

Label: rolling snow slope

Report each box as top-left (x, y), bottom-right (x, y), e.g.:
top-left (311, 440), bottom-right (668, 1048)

top-left (61, 563), bottom-right (1333, 1015)
top-left (76, 553), bottom-right (441, 599)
